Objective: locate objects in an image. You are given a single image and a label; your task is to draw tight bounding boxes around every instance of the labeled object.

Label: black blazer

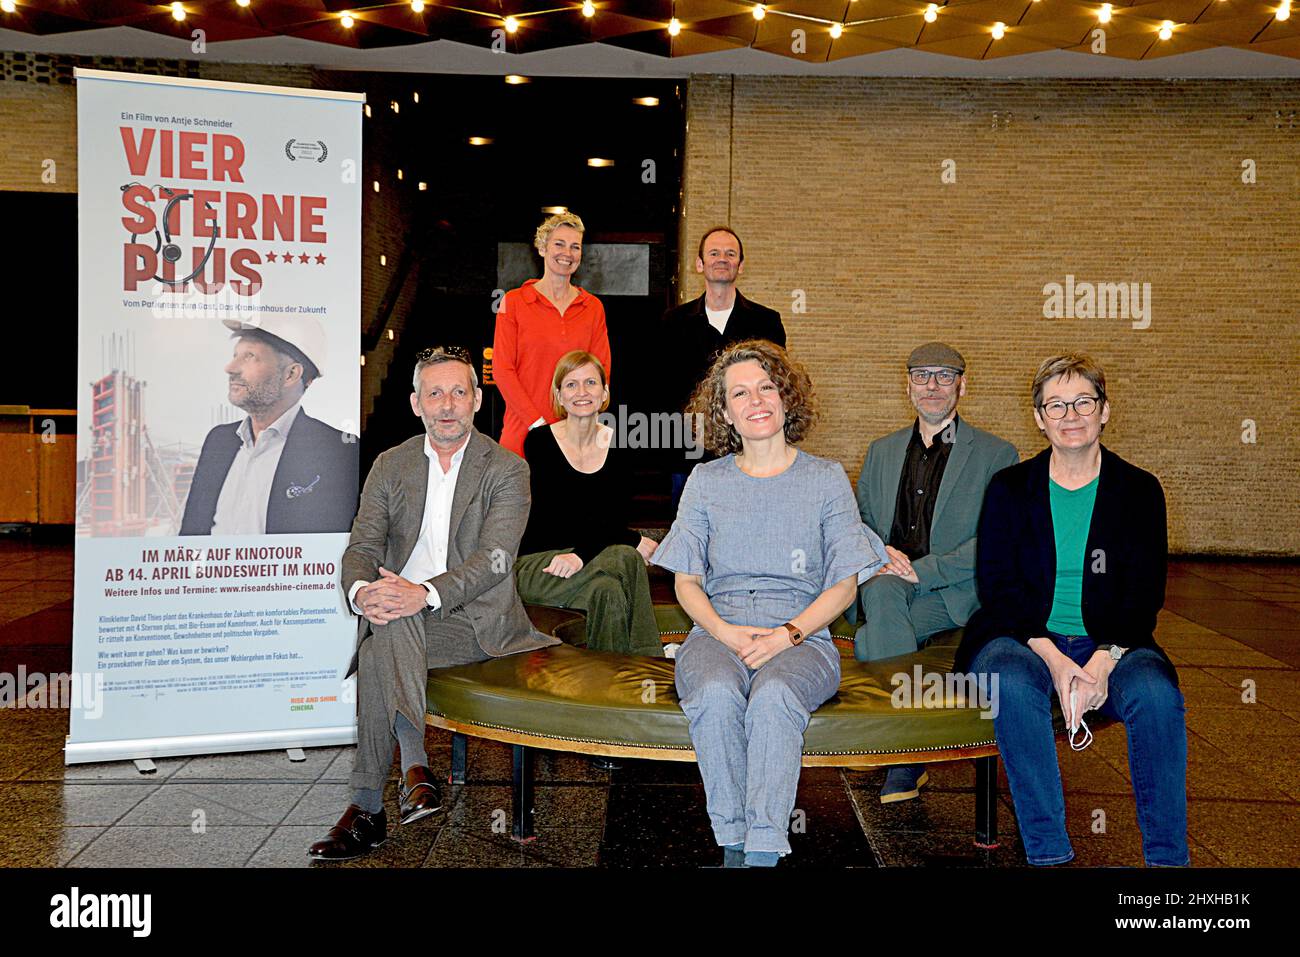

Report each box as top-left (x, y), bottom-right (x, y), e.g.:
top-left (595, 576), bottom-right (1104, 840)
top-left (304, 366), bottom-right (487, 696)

top-left (179, 411), bottom-right (360, 535)
top-left (662, 289), bottom-right (786, 416)
top-left (954, 445), bottom-right (1172, 675)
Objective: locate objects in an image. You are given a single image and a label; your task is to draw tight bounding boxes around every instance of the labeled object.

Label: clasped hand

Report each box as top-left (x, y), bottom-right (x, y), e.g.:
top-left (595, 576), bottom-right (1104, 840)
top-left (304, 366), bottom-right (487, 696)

top-left (874, 545), bottom-right (919, 584)
top-left (1039, 642), bottom-right (1116, 728)
top-left (713, 622), bottom-right (793, 670)
top-left (542, 552), bottom-right (584, 578)
top-left (356, 566), bottom-right (427, 626)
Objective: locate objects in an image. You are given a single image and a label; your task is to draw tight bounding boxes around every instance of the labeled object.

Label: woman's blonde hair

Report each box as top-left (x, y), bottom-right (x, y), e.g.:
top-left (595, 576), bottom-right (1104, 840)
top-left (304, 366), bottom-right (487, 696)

top-left (551, 350), bottom-right (609, 419)
top-left (689, 339), bottom-right (818, 456)
top-left (534, 211), bottom-right (586, 254)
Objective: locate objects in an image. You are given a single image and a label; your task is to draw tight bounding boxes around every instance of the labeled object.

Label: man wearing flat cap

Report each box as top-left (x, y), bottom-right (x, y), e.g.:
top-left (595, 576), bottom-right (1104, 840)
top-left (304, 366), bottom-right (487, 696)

top-left (852, 342), bottom-right (1018, 803)
top-left (180, 317), bottom-right (359, 536)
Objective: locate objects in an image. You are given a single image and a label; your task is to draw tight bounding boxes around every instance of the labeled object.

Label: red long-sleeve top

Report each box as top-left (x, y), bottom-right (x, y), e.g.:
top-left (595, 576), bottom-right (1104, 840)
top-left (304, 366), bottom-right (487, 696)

top-left (492, 278), bottom-right (611, 457)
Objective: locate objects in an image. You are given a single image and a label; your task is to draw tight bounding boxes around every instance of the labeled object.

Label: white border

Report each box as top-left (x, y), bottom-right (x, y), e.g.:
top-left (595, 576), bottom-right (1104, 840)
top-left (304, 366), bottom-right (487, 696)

top-left (65, 725), bottom-right (358, 764)
top-left (73, 66), bottom-right (366, 101)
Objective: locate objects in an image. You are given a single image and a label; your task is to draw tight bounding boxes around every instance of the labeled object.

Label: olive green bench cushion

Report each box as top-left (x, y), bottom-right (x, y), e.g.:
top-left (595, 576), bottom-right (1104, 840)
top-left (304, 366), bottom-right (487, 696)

top-left (426, 628), bottom-right (1003, 757)
top-left (553, 603), bottom-right (860, 655)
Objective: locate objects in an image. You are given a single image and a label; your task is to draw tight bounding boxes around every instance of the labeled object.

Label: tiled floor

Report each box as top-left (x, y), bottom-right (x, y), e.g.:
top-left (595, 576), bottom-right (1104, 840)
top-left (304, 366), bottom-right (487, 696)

top-left (1, 535), bottom-right (1297, 868)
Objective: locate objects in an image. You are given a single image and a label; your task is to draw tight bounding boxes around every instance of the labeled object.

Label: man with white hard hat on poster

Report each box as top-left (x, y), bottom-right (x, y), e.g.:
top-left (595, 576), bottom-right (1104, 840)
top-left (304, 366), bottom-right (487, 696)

top-left (179, 316), bottom-right (359, 536)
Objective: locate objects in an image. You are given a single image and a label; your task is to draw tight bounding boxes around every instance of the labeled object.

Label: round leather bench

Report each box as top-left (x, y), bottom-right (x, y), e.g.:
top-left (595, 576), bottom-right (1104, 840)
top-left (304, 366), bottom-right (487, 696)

top-left (425, 604), bottom-right (1030, 846)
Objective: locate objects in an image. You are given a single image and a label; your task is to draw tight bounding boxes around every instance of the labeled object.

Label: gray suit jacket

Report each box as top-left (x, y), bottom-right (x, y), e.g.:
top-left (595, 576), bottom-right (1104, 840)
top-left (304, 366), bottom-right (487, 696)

top-left (341, 428), bottom-right (558, 675)
top-left (854, 417), bottom-right (1019, 626)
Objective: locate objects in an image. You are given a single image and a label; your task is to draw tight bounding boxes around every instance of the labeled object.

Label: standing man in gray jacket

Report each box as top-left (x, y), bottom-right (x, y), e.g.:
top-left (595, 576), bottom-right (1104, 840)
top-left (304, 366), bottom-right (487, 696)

top-left (853, 342), bottom-right (1018, 803)
top-left (309, 345), bottom-right (557, 861)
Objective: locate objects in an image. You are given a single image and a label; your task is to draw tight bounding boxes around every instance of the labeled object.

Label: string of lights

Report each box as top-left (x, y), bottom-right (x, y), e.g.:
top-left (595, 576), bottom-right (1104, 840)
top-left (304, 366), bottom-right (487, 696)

top-left (0, 1), bottom-right (1295, 52)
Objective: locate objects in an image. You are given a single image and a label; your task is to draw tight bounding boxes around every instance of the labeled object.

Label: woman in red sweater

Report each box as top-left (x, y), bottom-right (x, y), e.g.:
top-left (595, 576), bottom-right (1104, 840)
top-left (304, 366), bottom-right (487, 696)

top-left (493, 211), bottom-right (611, 457)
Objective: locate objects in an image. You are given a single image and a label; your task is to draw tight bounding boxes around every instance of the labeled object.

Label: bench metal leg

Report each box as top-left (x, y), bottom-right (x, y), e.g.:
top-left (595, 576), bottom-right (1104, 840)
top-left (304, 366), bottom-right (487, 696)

top-left (449, 732), bottom-right (467, 785)
top-left (512, 744), bottom-right (535, 842)
top-left (974, 755), bottom-right (999, 849)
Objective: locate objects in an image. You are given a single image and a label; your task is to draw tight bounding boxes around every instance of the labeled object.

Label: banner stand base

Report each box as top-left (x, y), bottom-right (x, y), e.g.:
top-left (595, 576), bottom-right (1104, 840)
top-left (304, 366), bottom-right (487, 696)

top-left (66, 725), bottom-right (358, 765)
top-left (286, 748), bottom-right (306, 762)
top-left (133, 759), bottom-right (158, 774)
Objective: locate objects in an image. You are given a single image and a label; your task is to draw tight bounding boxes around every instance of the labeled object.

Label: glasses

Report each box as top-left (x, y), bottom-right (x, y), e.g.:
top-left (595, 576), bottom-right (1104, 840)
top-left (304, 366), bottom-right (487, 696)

top-left (416, 345), bottom-right (471, 363)
top-left (909, 368), bottom-right (959, 387)
top-left (1039, 396), bottom-right (1100, 420)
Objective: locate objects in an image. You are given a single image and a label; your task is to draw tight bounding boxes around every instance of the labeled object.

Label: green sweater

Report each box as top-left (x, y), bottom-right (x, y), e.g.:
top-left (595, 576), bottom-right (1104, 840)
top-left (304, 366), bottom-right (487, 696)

top-left (1046, 476), bottom-right (1099, 636)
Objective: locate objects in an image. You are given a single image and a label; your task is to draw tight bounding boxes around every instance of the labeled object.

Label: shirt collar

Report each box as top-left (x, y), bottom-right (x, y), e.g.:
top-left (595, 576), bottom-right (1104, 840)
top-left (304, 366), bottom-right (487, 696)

top-left (910, 413), bottom-right (960, 447)
top-left (424, 431), bottom-right (471, 469)
top-left (688, 288), bottom-right (746, 316)
top-left (238, 400), bottom-right (301, 448)
top-left (520, 278), bottom-right (589, 310)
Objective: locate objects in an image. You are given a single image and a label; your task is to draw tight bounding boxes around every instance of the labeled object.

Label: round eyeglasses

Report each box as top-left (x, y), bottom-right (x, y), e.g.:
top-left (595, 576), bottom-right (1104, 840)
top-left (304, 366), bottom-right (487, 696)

top-left (1039, 396), bottom-right (1100, 420)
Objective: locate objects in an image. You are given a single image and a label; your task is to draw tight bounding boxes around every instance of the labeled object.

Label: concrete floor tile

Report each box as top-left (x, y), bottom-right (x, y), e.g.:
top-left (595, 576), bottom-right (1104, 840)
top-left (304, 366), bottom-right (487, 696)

top-left (119, 782), bottom-right (311, 826)
top-left (171, 747), bottom-right (341, 782)
top-left (1187, 801), bottom-right (1300, 867)
top-left (0, 825), bottom-right (105, 867)
top-left (66, 825), bottom-right (275, 867)
top-left (0, 782), bottom-right (157, 827)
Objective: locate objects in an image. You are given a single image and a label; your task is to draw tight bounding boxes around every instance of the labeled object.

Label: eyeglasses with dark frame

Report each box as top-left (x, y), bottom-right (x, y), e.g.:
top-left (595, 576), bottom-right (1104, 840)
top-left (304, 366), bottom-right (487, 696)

top-left (909, 368), bottom-right (960, 387)
top-left (416, 345), bottom-right (472, 364)
top-left (1039, 396), bottom-right (1101, 420)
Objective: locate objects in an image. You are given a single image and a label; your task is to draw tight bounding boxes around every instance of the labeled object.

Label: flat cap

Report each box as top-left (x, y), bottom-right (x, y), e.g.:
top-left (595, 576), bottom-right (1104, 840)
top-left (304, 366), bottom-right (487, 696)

top-left (906, 342), bottom-right (965, 373)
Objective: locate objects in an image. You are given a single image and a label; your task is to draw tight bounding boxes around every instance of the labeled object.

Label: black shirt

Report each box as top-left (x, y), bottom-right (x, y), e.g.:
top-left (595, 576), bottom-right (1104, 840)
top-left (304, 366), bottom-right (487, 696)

top-left (661, 289), bottom-right (786, 417)
top-left (519, 427), bottom-right (640, 564)
top-left (889, 416), bottom-right (959, 561)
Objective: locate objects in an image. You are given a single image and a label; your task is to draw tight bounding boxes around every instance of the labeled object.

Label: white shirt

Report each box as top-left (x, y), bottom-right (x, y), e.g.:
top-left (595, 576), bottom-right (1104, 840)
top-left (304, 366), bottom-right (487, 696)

top-left (211, 401), bottom-right (302, 536)
top-left (348, 435), bottom-right (467, 615)
top-left (705, 304), bottom-right (734, 335)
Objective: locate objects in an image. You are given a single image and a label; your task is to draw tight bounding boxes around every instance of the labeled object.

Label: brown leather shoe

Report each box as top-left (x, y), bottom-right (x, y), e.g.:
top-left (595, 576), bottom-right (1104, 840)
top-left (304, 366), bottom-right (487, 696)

top-left (307, 805), bottom-right (387, 861)
top-left (398, 766), bottom-right (444, 825)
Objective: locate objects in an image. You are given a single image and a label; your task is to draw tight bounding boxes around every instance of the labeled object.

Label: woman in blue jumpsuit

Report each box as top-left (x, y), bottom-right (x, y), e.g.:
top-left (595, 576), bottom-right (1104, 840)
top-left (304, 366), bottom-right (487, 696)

top-left (654, 339), bottom-right (886, 867)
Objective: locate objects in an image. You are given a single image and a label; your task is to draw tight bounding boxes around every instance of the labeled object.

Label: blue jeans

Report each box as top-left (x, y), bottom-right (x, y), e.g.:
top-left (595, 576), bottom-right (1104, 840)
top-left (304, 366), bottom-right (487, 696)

top-left (971, 634), bottom-right (1189, 867)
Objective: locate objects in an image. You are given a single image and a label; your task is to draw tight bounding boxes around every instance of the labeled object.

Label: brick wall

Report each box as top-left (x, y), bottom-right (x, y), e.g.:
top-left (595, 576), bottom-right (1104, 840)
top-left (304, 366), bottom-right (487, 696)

top-left (680, 75), bottom-right (1300, 556)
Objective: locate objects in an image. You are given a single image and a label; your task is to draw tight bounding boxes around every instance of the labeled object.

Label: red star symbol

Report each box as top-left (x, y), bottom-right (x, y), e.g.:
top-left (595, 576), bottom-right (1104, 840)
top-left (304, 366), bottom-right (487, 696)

top-left (284, 251), bottom-right (294, 262)
top-left (266, 251), bottom-right (277, 263)
top-left (315, 254), bottom-right (326, 265)
top-left (298, 252), bottom-right (310, 264)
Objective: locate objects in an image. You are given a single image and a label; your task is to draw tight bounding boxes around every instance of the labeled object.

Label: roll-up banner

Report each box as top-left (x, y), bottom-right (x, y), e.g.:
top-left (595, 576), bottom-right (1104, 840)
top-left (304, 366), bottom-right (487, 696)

top-left (69, 69), bottom-right (364, 764)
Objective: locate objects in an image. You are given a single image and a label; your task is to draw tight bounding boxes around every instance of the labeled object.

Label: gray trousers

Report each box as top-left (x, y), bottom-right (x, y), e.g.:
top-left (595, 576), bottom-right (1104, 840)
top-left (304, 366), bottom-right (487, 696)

top-left (350, 609), bottom-right (489, 791)
top-left (854, 573), bottom-right (957, 662)
top-left (674, 631), bottom-right (841, 854)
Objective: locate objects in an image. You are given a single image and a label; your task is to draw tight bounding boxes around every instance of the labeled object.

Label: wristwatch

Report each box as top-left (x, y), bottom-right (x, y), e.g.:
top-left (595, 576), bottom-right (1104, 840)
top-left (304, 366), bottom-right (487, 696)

top-left (1097, 644), bottom-right (1127, 662)
top-left (780, 622), bottom-right (805, 646)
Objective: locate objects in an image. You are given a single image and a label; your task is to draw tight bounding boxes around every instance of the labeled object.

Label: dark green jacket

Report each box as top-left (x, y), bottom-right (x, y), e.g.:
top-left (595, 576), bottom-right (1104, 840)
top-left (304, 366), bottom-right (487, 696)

top-left (854, 418), bottom-right (1019, 627)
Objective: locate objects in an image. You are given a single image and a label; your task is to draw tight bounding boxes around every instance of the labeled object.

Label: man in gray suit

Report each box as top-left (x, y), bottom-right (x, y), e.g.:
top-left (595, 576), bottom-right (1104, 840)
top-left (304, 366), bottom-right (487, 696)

top-left (853, 342), bottom-right (1018, 803)
top-left (309, 345), bottom-right (557, 861)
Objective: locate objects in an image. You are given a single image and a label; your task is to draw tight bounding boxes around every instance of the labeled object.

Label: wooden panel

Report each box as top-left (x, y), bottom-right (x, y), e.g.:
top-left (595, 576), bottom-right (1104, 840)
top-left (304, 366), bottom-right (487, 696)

top-left (38, 433), bottom-right (77, 525)
top-left (0, 434), bottom-right (37, 523)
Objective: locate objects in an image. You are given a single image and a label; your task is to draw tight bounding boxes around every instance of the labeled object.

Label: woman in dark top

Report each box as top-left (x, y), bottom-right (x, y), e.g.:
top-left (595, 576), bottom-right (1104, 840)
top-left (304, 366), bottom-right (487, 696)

top-left (515, 351), bottom-right (661, 656)
top-left (957, 353), bottom-right (1187, 867)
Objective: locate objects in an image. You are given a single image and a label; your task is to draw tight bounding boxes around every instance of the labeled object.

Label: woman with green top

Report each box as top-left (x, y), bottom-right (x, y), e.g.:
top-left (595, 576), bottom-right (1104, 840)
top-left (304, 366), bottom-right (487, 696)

top-left (955, 353), bottom-right (1187, 867)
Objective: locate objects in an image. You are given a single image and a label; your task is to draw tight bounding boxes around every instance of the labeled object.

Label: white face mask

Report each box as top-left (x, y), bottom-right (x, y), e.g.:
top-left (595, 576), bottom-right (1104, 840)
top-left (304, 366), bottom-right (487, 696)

top-left (1068, 690), bottom-right (1093, 751)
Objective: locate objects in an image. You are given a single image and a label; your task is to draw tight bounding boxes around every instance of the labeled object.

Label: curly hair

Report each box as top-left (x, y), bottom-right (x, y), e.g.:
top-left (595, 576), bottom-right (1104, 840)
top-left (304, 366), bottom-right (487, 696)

top-left (534, 211), bottom-right (585, 254)
top-left (688, 339), bottom-right (818, 456)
